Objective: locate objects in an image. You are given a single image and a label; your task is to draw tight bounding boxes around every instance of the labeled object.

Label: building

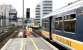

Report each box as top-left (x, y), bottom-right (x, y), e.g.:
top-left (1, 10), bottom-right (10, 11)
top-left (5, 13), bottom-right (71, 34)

top-left (35, 0), bottom-right (52, 26)
top-left (0, 4), bottom-right (17, 27)
top-left (9, 9), bottom-right (17, 26)
top-left (26, 8), bottom-right (30, 19)
top-left (42, 0), bottom-right (52, 16)
top-left (0, 5), bottom-right (12, 27)
top-left (0, 10), bottom-right (2, 27)
top-left (36, 5), bottom-right (40, 19)
top-left (35, 4), bottom-right (41, 26)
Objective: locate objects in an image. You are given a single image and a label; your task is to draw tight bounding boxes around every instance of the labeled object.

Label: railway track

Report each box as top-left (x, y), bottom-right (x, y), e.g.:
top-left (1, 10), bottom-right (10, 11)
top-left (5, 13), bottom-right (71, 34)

top-left (0, 27), bottom-right (19, 48)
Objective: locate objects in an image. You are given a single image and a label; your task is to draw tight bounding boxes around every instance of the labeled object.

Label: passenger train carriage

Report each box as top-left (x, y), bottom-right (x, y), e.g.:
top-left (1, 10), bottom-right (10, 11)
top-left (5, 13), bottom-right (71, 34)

top-left (41, 0), bottom-right (83, 50)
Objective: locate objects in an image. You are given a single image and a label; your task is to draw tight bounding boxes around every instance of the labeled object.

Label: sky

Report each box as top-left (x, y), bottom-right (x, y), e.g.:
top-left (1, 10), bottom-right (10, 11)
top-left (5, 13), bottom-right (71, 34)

top-left (0, 0), bottom-right (77, 18)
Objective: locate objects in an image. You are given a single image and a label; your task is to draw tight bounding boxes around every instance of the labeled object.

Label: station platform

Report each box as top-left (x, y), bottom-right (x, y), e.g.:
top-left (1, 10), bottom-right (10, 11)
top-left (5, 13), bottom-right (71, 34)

top-left (1, 37), bottom-right (58, 50)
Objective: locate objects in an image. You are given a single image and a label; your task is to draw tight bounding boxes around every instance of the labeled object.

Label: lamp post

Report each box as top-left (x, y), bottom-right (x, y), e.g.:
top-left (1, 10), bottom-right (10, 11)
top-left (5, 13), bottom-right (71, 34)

top-left (23, 0), bottom-right (24, 29)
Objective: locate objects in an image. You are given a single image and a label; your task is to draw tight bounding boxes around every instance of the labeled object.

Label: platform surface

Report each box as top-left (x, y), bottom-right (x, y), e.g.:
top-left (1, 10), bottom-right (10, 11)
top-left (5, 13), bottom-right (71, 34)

top-left (1, 38), bottom-right (58, 50)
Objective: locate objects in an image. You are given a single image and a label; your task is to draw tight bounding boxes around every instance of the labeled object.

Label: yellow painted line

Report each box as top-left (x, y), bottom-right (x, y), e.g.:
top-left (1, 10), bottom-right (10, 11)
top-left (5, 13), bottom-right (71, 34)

top-left (30, 38), bottom-right (39, 50)
top-left (20, 38), bottom-right (24, 50)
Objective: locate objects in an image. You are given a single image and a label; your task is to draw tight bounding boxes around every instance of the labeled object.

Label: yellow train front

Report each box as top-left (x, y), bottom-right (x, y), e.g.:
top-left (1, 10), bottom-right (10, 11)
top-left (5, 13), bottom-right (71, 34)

top-left (41, 0), bottom-right (83, 50)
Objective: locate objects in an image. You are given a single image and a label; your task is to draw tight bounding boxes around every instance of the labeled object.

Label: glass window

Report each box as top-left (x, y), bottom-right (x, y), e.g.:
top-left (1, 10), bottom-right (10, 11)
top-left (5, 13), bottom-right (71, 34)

top-left (55, 17), bottom-right (64, 30)
top-left (42, 18), bottom-right (49, 31)
top-left (54, 14), bottom-right (76, 33)
top-left (64, 14), bottom-right (76, 32)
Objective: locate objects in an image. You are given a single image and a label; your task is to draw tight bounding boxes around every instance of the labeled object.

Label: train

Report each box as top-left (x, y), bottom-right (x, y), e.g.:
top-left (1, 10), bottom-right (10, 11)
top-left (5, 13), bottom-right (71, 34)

top-left (41, 0), bottom-right (83, 50)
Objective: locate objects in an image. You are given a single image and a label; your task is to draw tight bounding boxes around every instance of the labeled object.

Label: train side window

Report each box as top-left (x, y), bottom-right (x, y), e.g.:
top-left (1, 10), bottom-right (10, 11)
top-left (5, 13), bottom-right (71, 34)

top-left (64, 14), bottom-right (76, 33)
top-left (64, 14), bottom-right (76, 20)
top-left (70, 14), bottom-right (76, 19)
top-left (64, 15), bottom-right (69, 20)
top-left (59, 17), bottom-right (62, 20)
top-left (55, 18), bottom-right (58, 21)
top-left (55, 17), bottom-right (64, 30)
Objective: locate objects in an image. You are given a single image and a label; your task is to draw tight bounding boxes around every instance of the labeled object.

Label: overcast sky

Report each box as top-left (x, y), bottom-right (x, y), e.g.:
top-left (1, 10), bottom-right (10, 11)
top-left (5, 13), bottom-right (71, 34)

top-left (0, 0), bottom-right (77, 18)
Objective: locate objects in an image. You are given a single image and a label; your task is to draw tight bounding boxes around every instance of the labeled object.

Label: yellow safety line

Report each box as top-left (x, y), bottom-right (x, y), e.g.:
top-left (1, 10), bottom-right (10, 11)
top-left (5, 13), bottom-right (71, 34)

top-left (30, 38), bottom-right (39, 50)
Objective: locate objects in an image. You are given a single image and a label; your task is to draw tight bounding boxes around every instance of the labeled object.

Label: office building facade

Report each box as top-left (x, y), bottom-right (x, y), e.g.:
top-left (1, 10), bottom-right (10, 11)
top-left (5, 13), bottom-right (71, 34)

top-left (42, 0), bottom-right (52, 16)
top-left (35, 4), bottom-right (41, 26)
top-left (0, 5), bottom-right (17, 27)
top-left (9, 9), bottom-right (17, 25)
top-left (35, 0), bottom-right (52, 26)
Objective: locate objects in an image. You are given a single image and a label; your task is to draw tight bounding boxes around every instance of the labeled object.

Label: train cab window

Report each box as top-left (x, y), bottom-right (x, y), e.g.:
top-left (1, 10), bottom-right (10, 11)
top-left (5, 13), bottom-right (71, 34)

top-left (64, 14), bottom-right (76, 33)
